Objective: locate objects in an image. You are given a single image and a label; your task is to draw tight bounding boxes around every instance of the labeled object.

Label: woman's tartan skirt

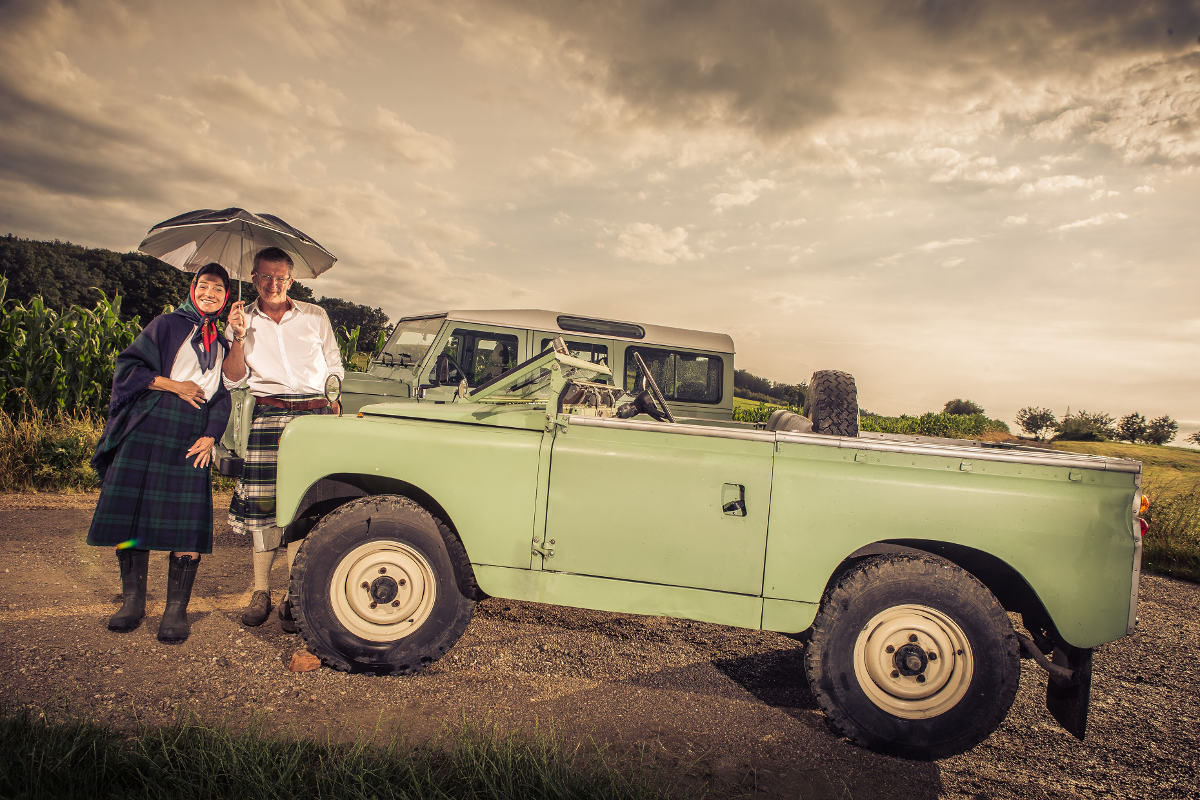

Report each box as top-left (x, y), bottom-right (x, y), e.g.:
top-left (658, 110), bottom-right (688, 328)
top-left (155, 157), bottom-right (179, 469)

top-left (87, 392), bottom-right (216, 553)
top-left (228, 394), bottom-right (328, 552)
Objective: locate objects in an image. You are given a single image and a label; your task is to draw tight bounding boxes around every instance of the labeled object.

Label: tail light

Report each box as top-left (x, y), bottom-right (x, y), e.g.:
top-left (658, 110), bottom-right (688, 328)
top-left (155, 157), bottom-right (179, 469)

top-left (1135, 493), bottom-right (1150, 537)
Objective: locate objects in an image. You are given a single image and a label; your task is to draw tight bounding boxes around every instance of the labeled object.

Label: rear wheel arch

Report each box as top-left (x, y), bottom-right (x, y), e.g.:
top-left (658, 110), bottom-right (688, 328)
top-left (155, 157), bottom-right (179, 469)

top-left (827, 539), bottom-right (1060, 645)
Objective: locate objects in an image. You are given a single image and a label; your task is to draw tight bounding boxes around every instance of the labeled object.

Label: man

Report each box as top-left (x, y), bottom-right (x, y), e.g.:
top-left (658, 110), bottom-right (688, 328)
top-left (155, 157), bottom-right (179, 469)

top-left (223, 246), bottom-right (343, 631)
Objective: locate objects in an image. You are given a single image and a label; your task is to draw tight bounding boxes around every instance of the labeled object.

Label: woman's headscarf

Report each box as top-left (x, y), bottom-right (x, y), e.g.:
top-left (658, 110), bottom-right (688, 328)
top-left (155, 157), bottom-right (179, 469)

top-left (174, 262), bottom-right (231, 372)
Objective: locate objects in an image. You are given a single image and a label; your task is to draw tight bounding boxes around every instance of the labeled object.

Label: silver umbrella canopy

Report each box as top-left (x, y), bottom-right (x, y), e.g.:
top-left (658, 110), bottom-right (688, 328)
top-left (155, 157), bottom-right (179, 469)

top-left (138, 208), bottom-right (337, 296)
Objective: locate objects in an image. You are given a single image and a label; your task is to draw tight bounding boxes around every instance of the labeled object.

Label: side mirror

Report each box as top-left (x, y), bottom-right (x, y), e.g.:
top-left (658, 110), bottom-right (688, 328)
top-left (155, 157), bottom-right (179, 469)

top-left (324, 374), bottom-right (342, 416)
top-left (435, 353), bottom-right (451, 385)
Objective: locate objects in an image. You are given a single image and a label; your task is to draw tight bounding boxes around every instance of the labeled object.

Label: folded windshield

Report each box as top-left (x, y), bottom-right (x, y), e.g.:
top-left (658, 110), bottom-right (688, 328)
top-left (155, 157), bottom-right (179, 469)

top-left (377, 315), bottom-right (445, 366)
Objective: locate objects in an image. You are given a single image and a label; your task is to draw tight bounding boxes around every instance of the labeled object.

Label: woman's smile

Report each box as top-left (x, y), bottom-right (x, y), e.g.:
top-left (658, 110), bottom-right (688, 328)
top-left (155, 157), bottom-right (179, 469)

top-left (194, 276), bottom-right (228, 314)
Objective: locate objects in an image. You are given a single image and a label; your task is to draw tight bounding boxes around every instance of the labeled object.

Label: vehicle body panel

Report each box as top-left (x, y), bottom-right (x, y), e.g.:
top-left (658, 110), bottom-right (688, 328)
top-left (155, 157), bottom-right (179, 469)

top-left (544, 420), bottom-right (773, 594)
top-left (764, 435), bottom-right (1138, 648)
top-left (277, 411), bottom-right (545, 570)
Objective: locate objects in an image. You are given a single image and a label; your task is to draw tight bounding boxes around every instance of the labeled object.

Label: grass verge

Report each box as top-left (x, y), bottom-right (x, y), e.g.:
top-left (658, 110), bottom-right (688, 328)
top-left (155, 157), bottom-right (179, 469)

top-left (0, 407), bottom-right (101, 492)
top-left (0, 707), bottom-right (674, 800)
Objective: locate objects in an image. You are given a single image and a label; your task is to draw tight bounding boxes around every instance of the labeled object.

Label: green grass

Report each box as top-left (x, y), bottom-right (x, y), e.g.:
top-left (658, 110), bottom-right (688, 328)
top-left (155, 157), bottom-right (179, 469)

top-left (0, 407), bottom-right (101, 492)
top-left (1051, 441), bottom-right (1200, 581)
top-left (0, 707), bottom-right (675, 800)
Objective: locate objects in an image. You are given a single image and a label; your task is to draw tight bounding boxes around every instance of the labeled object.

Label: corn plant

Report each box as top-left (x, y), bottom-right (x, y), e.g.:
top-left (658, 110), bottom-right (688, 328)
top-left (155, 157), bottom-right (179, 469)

top-left (0, 275), bottom-right (142, 418)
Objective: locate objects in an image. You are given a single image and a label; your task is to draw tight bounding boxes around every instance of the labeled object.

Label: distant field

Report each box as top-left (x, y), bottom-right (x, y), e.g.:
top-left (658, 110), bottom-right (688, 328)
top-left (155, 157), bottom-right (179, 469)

top-left (733, 396), bottom-right (786, 412)
top-left (1053, 441), bottom-right (1198, 581)
top-left (1049, 440), bottom-right (1200, 488)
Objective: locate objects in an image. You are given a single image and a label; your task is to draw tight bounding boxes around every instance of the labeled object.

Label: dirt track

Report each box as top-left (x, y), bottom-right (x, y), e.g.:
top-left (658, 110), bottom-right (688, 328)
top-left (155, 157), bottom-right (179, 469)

top-left (1, 493), bottom-right (1198, 799)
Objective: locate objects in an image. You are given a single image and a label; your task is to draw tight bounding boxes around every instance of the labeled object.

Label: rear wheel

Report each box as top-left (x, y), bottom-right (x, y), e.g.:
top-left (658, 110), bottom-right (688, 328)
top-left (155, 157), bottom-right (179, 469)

top-left (806, 370), bottom-right (858, 436)
top-left (804, 554), bottom-right (1020, 759)
top-left (291, 495), bottom-right (476, 674)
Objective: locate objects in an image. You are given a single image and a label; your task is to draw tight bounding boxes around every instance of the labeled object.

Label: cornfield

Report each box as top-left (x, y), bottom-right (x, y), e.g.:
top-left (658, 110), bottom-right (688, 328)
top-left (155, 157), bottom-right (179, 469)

top-left (0, 275), bottom-right (142, 418)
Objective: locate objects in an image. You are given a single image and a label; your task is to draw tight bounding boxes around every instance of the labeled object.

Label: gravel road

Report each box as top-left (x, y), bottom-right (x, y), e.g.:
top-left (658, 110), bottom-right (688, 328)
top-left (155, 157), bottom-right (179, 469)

top-left (0, 493), bottom-right (1197, 799)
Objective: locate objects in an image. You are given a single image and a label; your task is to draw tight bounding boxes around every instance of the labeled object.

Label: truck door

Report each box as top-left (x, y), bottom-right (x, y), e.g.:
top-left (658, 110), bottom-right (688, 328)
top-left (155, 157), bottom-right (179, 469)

top-left (543, 419), bottom-right (773, 596)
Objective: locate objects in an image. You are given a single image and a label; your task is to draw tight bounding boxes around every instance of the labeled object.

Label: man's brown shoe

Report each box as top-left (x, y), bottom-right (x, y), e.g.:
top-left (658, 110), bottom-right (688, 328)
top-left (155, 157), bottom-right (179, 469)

top-left (240, 590), bottom-right (272, 627)
top-left (279, 597), bottom-right (298, 634)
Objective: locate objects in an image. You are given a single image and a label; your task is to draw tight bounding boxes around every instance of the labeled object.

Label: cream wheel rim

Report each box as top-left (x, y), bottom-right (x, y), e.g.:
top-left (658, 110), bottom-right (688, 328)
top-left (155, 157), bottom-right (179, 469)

top-left (852, 603), bottom-right (974, 719)
top-left (329, 540), bottom-right (436, 642)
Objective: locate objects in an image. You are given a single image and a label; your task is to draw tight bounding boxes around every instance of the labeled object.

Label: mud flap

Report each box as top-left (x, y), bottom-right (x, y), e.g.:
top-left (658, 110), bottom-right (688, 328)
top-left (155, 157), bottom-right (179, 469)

top-left (1046, 645), bottom-right (1093, 739)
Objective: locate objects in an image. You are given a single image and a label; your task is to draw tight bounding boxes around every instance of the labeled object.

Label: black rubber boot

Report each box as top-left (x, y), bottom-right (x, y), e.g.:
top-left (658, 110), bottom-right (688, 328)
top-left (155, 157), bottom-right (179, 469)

top-left (107, 548), bottom-right (149, 632)
top-left (157, 554), bottom-right (200, 644)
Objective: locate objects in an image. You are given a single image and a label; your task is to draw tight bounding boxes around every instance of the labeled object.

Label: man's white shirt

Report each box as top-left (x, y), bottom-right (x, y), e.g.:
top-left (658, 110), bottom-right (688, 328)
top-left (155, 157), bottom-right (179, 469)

top-left (223, 299), bottom-right (344, 396)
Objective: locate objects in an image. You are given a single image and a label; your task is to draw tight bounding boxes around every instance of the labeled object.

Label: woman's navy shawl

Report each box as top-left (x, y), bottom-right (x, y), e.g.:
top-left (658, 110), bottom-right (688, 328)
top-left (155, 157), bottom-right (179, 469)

top-left (90, 311), bottom-right (232, 480)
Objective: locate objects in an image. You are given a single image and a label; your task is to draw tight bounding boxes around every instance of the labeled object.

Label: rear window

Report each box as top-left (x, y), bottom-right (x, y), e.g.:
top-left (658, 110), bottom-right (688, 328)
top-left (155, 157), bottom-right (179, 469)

top-left (557, 315), bottom-right (645, 340)
top-left (624, 347), bottom-right (722, 404)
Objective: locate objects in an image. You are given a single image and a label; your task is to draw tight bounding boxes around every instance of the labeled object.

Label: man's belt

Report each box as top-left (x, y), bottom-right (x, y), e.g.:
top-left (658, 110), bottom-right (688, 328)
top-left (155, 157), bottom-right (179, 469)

top-left (256, 396), bottom-right (330, 412)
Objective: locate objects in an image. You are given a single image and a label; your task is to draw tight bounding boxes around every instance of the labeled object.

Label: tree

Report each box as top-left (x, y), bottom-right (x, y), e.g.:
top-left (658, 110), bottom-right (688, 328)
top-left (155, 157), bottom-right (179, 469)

top-left (1054, 409), bottom-right (1116, 441)
top-left (314, 296), bottom-right (392, 353)
top-left (943, 398), bottom-right (984, 415)
top-left (1144, 415), bottom-right (1178, 446)
top-left (1187, 431), bottom-right (1200, 446)
top-left (1117, 412), bottom-right (1149, 444)
top-left (1016, 407), bottom-right (1056, 440)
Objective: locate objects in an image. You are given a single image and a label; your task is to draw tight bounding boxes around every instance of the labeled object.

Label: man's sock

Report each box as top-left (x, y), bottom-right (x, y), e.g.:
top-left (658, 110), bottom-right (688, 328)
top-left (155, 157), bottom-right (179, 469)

top-left (286, 540), bottom-right (302, 575)
top-left (252, 548), bottom-right (276, 593)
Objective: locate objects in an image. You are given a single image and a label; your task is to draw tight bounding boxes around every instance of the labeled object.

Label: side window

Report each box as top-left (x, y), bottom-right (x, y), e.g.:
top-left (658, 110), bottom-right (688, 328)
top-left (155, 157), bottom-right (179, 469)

top-left (539, 338), bottom-right (610, 367)
top-left (435, 329), bottom-right (519, 386)
top-left (624, 347), bottom-right (722, 404)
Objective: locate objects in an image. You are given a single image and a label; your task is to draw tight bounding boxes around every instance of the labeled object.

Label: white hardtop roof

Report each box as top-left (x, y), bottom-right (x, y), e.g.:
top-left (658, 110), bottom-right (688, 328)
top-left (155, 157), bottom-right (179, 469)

top-left (401, 308), bottom-right (735, 355)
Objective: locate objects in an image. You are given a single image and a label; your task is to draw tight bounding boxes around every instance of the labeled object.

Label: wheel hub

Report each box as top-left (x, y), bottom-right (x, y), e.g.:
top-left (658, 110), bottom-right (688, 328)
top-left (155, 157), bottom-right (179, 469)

top-left (852, 603), bottom-right (974, 719)
top-left (894, 643), bottom-right (928, 676)
top-left (370, 576), bottom-right (399, 604)
top-left (328, 540), bottom-right (437, 642)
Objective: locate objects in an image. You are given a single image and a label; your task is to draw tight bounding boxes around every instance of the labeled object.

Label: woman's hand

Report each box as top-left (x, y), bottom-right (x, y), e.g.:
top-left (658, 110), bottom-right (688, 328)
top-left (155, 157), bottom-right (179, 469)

top-left (227, 300), bottom-right (247, 339)
top-left (171, 380), bottom-right (206, 409)
top-left (186, 436), bottom-right (216, 468)
top-left (149, 377), bottom-right (206, 408)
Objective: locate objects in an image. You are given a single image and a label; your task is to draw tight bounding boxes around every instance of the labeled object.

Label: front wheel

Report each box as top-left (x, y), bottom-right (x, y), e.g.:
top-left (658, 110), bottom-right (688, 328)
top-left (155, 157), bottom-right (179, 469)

top-left (804, 554), bottom-right (1019, 759)
top-left (291, 495), bottom-right (476, 674)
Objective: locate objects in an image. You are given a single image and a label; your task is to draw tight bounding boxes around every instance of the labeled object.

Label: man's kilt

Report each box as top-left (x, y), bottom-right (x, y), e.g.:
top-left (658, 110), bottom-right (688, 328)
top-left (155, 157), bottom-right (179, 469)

top-left (228, 394), bottom-right (328, 552)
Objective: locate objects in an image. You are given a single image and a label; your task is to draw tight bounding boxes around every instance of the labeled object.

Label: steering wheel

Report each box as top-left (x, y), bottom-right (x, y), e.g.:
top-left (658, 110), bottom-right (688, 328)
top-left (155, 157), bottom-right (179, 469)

top-left (631, 352), bottom-right (675, 423)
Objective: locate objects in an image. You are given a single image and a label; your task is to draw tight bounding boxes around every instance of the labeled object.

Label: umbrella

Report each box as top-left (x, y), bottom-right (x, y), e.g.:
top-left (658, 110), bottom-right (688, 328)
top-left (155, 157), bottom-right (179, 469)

top-left (138, 208), bottom-right (337, 296)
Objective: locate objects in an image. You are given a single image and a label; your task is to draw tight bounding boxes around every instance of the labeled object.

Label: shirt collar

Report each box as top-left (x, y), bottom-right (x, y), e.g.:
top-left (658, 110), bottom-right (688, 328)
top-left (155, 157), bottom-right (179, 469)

top-left (251, 298), bottom-right (297, 319)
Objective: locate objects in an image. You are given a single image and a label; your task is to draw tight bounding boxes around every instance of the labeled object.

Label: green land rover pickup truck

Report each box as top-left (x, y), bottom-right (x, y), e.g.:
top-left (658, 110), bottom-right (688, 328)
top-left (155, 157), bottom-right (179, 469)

top-left (270, 345), bottom-right (1144, 760)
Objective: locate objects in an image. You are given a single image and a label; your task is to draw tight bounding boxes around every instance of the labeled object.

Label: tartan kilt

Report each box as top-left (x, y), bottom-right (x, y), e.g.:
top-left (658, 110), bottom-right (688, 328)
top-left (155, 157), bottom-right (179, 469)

top-left (228, 394), bottom-right (328, 551)
top-left (87, 392), bottom-right (216, 553)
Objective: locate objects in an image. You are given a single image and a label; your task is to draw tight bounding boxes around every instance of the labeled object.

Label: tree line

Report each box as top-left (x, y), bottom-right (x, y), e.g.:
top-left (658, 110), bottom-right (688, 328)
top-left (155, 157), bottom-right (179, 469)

top-left (0, 235), bottom-right (392, 351)
top-left (733, 369), bottom-right (806, 407)
top-left (1015, 407), bottom-right (1180, 445)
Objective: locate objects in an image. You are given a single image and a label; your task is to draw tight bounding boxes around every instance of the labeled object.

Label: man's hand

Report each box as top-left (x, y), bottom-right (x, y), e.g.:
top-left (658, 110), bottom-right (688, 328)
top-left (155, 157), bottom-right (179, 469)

top-left (185, 436), bottom-right (216, 468)
top-left (227, 300), bottom-right (247, 339)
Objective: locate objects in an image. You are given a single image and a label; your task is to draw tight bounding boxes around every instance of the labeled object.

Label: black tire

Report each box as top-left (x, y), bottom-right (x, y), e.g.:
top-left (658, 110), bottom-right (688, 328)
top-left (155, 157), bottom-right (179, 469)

top-left (804, 554), bottom-right (1020, 759)
top-left (806, 370), bottom-right (858, 436)
top-left (290, 495), bottom-right (476, 674)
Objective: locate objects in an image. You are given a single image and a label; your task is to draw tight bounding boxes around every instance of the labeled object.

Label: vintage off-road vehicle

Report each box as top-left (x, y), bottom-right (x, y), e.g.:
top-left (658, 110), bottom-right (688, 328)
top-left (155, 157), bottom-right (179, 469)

top-left (271, 344), bottom-right (1145, 759)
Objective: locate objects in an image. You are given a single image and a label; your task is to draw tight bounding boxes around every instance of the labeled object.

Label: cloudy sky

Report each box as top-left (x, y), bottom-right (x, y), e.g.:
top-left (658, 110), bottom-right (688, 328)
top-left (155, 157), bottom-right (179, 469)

top-left (2, 0), bottom-right (1198, 438)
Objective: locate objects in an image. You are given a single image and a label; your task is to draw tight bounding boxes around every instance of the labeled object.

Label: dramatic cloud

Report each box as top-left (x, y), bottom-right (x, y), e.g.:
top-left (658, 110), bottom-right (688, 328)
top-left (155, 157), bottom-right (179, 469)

top-left (1, 0), bottom-right (1198, 442)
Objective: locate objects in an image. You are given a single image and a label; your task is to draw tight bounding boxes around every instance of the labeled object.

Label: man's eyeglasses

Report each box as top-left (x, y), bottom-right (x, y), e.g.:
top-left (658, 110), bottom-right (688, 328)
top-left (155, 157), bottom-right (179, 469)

top-left (254, 275), bottom-right (292, 286)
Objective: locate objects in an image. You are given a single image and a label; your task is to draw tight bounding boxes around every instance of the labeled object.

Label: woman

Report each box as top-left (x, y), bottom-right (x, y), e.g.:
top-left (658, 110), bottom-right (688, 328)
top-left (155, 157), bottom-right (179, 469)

top-left (87, 262), bottom-right (233, 644)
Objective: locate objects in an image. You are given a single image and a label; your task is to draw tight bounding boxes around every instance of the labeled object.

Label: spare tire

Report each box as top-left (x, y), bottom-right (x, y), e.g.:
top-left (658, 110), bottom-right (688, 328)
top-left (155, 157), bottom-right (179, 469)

top-left (807, 370), bottom-right (858, 436)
